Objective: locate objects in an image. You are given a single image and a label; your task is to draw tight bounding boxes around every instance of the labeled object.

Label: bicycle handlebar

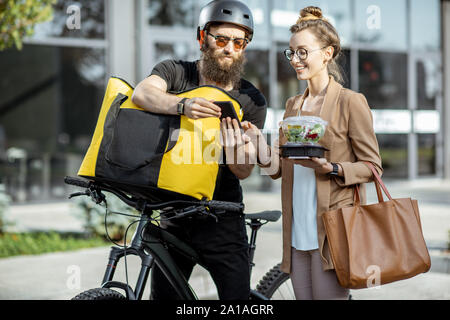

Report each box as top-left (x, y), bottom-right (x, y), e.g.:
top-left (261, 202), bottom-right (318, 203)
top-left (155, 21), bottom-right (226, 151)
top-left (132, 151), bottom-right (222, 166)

top-left (206, 200), bottom-right (244, 213)
top-left (64, 176), bottom-right (244, 214)
top-left (64, 176), bottom-right (91, 189)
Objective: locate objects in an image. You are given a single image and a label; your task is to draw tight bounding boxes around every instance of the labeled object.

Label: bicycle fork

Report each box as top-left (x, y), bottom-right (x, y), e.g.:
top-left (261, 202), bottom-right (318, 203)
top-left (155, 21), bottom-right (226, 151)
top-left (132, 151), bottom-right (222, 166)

top-left (101, 217), bottom-right (155, 300)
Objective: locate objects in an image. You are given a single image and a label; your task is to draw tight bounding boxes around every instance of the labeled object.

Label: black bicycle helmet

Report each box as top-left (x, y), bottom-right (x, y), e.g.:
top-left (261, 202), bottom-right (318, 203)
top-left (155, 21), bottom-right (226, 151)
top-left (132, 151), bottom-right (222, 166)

top-left (197, 0), bottom-right (254, 45)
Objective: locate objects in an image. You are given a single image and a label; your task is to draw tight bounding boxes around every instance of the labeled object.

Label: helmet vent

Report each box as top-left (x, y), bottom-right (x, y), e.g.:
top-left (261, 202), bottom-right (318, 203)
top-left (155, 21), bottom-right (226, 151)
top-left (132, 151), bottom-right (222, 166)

top-left (243, 14), bottom-right (250, 19)
top-left (222, 9), bottom-right (232, 15)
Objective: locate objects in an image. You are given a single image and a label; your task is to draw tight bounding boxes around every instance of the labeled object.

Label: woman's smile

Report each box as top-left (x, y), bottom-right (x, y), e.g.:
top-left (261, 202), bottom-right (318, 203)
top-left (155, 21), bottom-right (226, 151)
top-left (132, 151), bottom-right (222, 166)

top-left (294, 64), bottom-right (307, 73)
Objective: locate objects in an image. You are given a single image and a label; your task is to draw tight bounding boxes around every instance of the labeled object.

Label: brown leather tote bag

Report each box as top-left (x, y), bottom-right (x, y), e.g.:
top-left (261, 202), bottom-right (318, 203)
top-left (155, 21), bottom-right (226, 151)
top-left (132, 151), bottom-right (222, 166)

top-left (322, 162), bottom-right (431, 289)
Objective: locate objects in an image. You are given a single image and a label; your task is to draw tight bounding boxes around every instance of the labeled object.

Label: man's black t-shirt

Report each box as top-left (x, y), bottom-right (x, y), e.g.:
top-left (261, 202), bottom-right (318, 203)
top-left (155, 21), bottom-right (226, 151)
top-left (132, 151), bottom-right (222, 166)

top-left (150, 59), bottom-right (267, 202)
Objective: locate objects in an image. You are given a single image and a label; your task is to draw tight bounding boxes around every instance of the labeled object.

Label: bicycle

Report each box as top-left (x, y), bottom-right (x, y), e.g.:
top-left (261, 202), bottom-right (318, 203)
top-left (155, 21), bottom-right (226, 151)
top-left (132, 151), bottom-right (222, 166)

top-left (64, 176), bottom-right (294, 300)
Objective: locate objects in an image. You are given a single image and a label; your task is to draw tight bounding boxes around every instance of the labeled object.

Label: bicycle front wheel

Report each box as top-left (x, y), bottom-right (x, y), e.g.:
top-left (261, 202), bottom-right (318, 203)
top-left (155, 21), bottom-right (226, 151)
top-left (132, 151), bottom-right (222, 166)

top-left (72, 288), bottom-right (126, 300)
top-left (256, 263), bottom-right (295, 300)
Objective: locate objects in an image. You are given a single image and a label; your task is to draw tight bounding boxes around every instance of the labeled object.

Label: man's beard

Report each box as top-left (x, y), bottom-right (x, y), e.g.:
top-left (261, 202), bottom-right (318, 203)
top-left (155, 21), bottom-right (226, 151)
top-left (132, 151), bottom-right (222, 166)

top-left (200, 44), bottom-right (247, 88)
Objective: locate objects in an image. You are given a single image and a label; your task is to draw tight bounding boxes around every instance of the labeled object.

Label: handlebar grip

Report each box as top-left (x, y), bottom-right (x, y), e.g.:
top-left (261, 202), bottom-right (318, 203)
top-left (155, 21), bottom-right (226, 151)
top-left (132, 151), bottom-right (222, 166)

top-left (207, 200), bottom-right (244, 213)
top-left (64, 176), bottom-right (90, 189)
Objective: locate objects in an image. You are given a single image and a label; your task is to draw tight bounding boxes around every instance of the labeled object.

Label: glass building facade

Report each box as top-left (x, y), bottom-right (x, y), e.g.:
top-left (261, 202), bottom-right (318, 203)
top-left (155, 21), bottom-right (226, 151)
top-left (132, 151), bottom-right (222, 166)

top-left (0, 0), bottom-right (446, 202)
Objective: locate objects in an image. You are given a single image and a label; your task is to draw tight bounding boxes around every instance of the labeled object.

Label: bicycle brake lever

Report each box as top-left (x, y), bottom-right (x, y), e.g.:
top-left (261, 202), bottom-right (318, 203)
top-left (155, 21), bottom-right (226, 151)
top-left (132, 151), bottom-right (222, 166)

top-left (69, 190), bottom-right (90, 199)
top-left (173, 209), bottom-right (196, 220)
top-left (208, 212), bottom-right (219, 223)
top-left (89, 188), bottom-right (106, 205)
top-left (199, 206), bottom-right (219, 222)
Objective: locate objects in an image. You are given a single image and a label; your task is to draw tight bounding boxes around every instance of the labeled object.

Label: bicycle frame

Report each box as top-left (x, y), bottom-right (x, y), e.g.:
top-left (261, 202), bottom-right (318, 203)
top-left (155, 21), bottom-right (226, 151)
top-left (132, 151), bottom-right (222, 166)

top-left (100, 212), bottom-right (268, 300)
top-left (63, 176), bottom-right (270, 300)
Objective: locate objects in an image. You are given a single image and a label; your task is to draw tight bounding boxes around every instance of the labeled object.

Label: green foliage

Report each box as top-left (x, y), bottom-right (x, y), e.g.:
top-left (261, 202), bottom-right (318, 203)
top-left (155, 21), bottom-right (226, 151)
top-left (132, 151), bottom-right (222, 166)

top-left (0, 231), bottom-right (108, 258)
top-left (0, 184), bottom-right (11, 234)
top-left (71, 192), bottom-right (140, 242)
top-left (0, 0), bottom-right (57, 51)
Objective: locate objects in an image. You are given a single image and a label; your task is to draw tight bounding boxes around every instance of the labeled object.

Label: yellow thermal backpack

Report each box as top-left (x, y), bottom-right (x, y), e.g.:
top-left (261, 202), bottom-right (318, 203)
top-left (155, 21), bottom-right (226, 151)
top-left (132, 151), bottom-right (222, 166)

top-left (78, 77), bottom-right (243, 201)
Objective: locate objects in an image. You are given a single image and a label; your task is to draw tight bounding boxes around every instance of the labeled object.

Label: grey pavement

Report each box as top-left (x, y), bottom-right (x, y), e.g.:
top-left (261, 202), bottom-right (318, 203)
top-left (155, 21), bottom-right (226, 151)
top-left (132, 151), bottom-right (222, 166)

top-left (0, 178), bottom-right (449, 300)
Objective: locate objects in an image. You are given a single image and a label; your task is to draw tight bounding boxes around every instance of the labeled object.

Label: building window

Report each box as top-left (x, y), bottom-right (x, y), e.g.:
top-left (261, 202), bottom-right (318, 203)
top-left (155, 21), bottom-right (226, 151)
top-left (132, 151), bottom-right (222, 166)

top-left (337, 49), bottom-right (351, 89)
top-left (359, 51), bottom-right (408, 109)
top-left (377, 134), bottom-right (408, 179)
top-left (154, 42), bottom-right (196, 63)
top-left (0, 44), bottom-right (106, 200)
top-left (355, 0), bottom-right (407, 50)
top-left (416, 57), bottom-right (441, 110)
top-left (243, 50), bottom-right (270, 106)
top-left (33, 0), bottom-right (105, 39)
top-left (277, 48), bottom-right (299, 110)
top-left (271, 0), bottom-right (352, 45)
top-left (246, 0), bottom-right (269, 46)
top-left (148, 0), bottom-right (197, 27)
top-left (410, 0), bottom-right (440, 51)
top-left (418, 134), bottom-right (436, 176)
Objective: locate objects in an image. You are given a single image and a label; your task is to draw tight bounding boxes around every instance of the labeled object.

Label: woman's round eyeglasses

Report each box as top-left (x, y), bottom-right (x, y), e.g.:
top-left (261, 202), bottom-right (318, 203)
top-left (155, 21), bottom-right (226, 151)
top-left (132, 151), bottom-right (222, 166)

top-left (284, 47), bottom-right (326, 61)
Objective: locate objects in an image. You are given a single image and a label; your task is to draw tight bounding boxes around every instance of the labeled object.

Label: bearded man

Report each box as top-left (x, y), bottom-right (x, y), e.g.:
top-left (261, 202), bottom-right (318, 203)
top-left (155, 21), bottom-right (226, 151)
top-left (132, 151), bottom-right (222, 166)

top-left (132, 0), bottom-right (267, 300)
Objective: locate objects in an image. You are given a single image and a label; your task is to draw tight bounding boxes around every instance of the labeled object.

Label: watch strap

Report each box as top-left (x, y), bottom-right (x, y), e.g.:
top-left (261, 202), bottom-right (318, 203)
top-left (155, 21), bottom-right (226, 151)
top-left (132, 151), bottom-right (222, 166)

top-left (327, 162), bottom-right (339, 176)
top-left (177, 98), bottom-right (188, 115)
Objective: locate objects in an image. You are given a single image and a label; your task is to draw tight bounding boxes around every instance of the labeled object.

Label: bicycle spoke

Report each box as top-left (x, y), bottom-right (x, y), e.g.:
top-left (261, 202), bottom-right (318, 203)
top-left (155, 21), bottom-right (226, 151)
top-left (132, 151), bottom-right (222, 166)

top-left (272, 281), bottom-right (295, 300)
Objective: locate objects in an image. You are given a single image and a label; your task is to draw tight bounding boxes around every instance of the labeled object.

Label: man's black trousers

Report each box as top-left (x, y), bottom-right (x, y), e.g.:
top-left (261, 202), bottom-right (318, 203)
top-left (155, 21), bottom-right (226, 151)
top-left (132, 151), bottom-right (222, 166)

top-left (150, 213), bottom-right (250, 300)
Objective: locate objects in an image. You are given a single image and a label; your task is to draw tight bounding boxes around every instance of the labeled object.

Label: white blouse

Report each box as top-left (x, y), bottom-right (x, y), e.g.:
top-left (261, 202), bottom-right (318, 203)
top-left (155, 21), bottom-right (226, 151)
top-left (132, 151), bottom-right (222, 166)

top-left (291, 163), bottom-right (319, 251)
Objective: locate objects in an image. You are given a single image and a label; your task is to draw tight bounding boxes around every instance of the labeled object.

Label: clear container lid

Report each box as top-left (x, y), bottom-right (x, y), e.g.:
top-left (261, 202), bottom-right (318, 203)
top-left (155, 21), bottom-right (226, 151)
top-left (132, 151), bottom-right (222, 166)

top-left (279, 116), bottom-right (328, 127)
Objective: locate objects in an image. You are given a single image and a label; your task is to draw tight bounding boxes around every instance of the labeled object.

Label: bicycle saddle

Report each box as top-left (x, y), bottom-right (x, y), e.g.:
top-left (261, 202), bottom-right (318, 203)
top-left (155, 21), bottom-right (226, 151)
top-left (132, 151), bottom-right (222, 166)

top-left (244, 210), bottom-right (281, 222)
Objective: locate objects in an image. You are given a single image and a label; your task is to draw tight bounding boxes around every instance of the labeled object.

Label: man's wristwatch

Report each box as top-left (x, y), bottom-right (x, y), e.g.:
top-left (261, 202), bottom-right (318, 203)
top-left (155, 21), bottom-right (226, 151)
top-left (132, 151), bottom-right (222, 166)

top-left (327, 162), bottom-right (339, 177)
top-left (177, 98), bottom-right (188, 115)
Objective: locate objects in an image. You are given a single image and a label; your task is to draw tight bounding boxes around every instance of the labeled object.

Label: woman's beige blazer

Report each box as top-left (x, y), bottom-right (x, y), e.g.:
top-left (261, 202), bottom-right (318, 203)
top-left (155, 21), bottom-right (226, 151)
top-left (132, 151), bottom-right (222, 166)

top-left (263, 76), bottom-right (383, 273)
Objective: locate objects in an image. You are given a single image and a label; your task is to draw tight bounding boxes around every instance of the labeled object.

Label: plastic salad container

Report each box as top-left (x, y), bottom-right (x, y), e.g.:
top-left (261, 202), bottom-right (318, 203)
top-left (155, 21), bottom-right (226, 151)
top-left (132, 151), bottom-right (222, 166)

top-left (279, 116), bottom-right (328, 145)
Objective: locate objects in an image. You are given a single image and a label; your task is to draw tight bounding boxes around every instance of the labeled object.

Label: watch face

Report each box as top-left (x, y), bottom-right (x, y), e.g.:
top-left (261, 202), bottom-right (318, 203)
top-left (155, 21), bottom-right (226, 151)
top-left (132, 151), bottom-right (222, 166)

top-left (328, 163), bottom-right (338, 176)
top-left (177, 98), bottom-right (187, 115)
top-left (177, 102), bottom-right (184, 115)
top-left (332, 163), bottom-right (338, 174)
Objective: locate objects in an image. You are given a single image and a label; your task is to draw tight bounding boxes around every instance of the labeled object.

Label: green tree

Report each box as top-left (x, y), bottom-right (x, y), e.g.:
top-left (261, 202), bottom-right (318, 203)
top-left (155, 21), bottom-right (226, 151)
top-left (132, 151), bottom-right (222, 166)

top-left (0, 0), bottom-right (57, 51)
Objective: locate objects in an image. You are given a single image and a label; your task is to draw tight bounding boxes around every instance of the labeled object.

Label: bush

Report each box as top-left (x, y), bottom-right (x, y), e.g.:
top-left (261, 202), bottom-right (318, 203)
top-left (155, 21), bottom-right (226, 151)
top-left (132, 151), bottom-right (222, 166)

top-left (0, 231), bottom-right (108, 258)
top-left (71, 192), bottom-right (140, 242)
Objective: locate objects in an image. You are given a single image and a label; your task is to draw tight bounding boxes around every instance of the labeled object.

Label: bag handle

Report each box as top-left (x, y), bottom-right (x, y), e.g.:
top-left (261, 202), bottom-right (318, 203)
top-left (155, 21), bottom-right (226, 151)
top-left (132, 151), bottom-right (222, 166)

top-left (364, 161), bottom-right (392, 201)
top-left (353, 182), bottom-right (382, 205)
top-left (354, 184), bottom-right (361, 205)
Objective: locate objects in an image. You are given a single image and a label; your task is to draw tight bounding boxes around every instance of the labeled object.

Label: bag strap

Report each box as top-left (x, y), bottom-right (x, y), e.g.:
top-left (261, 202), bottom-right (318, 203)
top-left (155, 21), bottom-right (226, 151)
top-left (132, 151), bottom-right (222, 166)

top-left (354, 184), bottom-right (361, 205)
top-left (364, 161), bottom-right (393, 201)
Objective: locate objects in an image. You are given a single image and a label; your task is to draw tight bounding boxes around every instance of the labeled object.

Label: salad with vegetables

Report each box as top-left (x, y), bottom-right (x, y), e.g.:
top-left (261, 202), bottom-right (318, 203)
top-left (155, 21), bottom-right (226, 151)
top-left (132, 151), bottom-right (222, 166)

top-left (280, 116), bottom-right (327, 145)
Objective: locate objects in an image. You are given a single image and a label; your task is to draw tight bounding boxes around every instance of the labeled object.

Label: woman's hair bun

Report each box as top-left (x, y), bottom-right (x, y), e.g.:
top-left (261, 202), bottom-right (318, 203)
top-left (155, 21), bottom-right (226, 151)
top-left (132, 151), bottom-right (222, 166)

top-left (301, 6), bottom-right (323, 19)
top-left (296, 6), bottom-right (323, 23)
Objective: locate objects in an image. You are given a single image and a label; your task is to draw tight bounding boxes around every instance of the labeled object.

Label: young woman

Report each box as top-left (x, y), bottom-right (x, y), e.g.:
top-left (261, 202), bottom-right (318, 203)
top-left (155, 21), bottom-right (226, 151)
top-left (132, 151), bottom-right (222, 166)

top-left (244, 6), bottom-right (383, 300)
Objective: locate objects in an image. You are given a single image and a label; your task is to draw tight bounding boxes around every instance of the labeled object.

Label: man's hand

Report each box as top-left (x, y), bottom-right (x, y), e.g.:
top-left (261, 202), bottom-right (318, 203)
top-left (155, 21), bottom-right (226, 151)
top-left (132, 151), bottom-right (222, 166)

top-left (220, 117), bottom-right (255, 179)
top-left (221, 117), bottom-right (256, 163)
top-left (184, 98), bottom-right (222, 119)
